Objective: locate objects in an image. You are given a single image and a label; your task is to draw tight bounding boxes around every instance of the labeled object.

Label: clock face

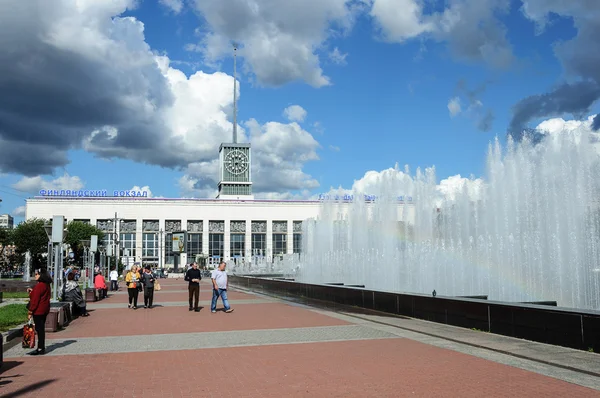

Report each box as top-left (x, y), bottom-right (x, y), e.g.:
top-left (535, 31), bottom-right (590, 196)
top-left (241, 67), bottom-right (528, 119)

top-left (224, 149), bottom-right (249, 175)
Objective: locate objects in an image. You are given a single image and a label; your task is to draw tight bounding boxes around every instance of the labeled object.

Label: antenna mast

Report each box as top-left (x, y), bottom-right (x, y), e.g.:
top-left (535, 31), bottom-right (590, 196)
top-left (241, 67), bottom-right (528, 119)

top-left (232, 45), bottom-right (237, 144)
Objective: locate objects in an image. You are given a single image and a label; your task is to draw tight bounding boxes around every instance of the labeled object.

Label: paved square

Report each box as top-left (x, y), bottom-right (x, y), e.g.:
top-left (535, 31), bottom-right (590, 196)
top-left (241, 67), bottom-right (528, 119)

top-left (1, 279), bottom-right (598, 397)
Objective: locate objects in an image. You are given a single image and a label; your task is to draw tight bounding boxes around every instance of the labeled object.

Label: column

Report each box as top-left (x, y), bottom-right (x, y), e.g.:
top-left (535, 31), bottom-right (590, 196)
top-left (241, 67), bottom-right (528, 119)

top-left (287, 219), bottom-right (294, 254)
top-left (180, 218), bottom-right (188, 265)
top-left (202, 219), bottom-right (209, 256)
top-left (136, 218), bottom-right (143, 266)
top-left (266, 219), bottom-right (273, 260)
top-left (159, 219), bottom-right (166, 269)
top-left (245, 219), bottom-right (252, 261)
top-left (224, 219), bottom-right (231, 261)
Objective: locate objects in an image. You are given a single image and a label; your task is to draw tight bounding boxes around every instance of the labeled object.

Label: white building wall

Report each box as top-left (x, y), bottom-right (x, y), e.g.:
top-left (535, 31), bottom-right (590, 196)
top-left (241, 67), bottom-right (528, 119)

top-left (25, 197), bottom-right (415, 265)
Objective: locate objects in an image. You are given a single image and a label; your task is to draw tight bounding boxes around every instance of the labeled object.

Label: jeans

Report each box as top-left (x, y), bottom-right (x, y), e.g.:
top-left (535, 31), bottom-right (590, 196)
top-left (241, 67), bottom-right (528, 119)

top-left (144, 286), bottom-right (154, 307)
top-left (128, 288), bottom-right (139, 307)
top-left (32, 314), bottom-right (47, 351)
top-left (188, 284), bottom-right (199, 309)
top-left (211, 288), bottom-right (230, 311)
top-left (110, 280), bottom-right (118, 291)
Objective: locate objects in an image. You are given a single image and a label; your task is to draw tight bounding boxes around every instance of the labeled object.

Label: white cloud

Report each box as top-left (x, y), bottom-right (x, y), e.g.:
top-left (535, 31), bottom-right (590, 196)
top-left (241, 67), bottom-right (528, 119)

top-left (12, 206), bottom-right (25, 217)
top-left (0, 1), bottom-right (322, 199)
top-left (370, 0), bottom-right (434, 42)
top-left (283, 105), bottom-right (308, 122)
top-left (129, 185), bottom-right (153, 197)
top-left (179, 114), bottom-right (321, 197)
top-left (448, 97), bottom-right (462, 117)
top-left (329, 47), bottom-right (348, 65)
top-left (159, 0), bottom-right (184, 14)
top-left (535, 115), bottom-right (600, 154)
top-left (188, 0), bottom-right (358, 87)
top-left (436, 174), bottom-right (483, 202)
top-left (321, 165), bottom-right (483, 206)
top-left (369, 0), bottom-right (513, 68)
top-left (329, 145), bottom-right (341, 152)
top-left (12, 173), bottom-right (84, 195)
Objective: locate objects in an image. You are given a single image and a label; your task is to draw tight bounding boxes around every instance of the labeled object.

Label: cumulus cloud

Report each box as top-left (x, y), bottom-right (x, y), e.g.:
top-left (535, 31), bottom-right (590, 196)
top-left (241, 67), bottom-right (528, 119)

top-left (0, 0), bottom-right (321, 198)
top-left (12, 206), bottom-right (26, 217)
top-left (283, 105), bottom-right (308, 122)
top-left (159, 0), bottom-right (184, 14)
top-left (534, 114), bottom-right (600, 154)
top-left (12, 173), bottom-right (84, 195)
top-left (447, 97), bottom-right (462, 117)
top-left (129, 185), bottom-right (153, 197)
top-left (369, 0), bottom-right (513, 68)
top-left (178, 115), bottom-right (320, 197)
top-left (188, 0), bottom-right (358, 87)
top-left (510, 1), bottom-right (600, 136)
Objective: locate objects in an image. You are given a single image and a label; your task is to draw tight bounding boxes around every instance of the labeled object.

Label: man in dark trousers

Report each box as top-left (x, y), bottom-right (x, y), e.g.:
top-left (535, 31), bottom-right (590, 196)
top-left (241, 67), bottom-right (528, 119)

top-left (184, 262), bottom-right (202, 312)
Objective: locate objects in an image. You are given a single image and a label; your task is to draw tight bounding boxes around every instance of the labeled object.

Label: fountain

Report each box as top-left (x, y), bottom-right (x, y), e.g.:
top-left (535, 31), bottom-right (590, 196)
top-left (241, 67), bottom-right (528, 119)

top-left (297, 126), bottom-right (600, 311)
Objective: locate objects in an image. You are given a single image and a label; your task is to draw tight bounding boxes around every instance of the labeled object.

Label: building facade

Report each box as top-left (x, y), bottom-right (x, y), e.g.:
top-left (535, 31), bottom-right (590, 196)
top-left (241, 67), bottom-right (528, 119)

top-left (0, 214), bottom-right (14, 229)
top-left (25, 197), bottom-right (324, 268)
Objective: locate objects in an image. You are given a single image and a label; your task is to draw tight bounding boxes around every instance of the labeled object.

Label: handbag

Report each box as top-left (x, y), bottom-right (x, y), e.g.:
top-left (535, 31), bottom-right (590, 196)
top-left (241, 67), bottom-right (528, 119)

top-left (154, 282), bottom-right (161, 291)
top-left (22, 319), bottom-right (36, 349)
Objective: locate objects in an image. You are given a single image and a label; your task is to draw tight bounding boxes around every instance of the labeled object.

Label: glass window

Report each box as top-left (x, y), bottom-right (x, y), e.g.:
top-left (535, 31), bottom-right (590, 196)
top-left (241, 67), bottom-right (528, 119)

top-left (142, 233), bottom-right (158, 259)
top-left (165, 233), bottom-right (173, 266)
top-left (293, 233), bottom-right (302, 254)
top-left (251, 233), bottom-right (266, 256)
top-left (209, 233), bottom-right (224, 259)
top-left (230, 234), bottom-right (245, 257)
top-left (120, 233), bottom-right (136, 266)
top-left (187, 233), bottom-right (203, 259)
top-left (272, 233), bottom-right (287, 255)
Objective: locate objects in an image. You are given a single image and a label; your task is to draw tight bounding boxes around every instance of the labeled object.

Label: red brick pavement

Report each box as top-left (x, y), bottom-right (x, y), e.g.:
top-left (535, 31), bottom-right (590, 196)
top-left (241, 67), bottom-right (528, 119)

top-left (55, 303), bottom-right (350, 338)
top-left (1, 339), bottom-right (598, 398)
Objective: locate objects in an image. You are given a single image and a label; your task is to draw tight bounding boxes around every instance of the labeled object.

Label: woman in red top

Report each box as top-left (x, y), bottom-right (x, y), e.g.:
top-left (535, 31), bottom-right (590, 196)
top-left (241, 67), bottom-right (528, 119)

top-left (27, 268), bottom-right (52, 355)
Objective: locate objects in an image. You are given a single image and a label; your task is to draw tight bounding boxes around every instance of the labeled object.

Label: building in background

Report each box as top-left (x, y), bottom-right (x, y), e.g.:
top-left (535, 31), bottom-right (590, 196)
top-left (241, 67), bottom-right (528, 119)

top-left (23, 58), bottom-right (414, 270)
top-left (0, 214), bottom-right (14, 229)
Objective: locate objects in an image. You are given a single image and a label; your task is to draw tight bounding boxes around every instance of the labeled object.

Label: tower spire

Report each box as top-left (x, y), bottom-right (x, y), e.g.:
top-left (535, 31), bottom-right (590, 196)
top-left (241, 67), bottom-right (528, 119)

top-left (232, 45), bottom-right (237, 144)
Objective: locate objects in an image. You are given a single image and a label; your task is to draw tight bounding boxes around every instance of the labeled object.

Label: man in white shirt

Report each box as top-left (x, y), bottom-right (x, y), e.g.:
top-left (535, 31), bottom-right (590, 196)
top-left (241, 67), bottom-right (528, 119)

top-left (109, 268), bottom-right (119, 291)
top-left (211, 261), bottom-right (233, 313)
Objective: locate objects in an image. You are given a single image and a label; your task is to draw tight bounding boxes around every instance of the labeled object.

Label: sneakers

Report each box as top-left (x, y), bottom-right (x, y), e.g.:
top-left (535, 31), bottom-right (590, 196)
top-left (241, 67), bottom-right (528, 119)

top-left (189, 307), bottom-right (193, 311)
top-left (194, 308), bottom-right (200, 312)
top-left (225, 309), bottom-right (234, 313)
top-left (211, 310), bottom-right (216, 313)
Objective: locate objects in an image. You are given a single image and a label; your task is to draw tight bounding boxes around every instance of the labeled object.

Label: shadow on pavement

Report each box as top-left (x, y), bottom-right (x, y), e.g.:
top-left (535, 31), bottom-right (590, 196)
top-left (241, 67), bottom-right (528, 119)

top-left (0, 361), bottom-right (23, 374)
top-left (1, 379), bottom-right (56, 397)
top-left (46, 339), bottom-right (77, 354)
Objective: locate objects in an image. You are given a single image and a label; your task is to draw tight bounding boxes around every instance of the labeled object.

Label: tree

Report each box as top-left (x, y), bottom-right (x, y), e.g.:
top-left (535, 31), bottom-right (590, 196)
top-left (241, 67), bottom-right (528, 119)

top-left (11, 218), bottom-right (49, 269)
top-left (64, 221), bottom-right (105, 267)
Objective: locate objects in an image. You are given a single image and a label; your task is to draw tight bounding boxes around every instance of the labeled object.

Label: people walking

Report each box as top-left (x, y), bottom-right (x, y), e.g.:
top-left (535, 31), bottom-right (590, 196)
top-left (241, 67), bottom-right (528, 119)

top-left (125, 265), bottom-right (141, 309)
top-left (211, 261), bottom-right (233, 314)
top-left (109, 267), bottom-right (119, 291)
top-left (26, 268), bottom-right (52, 355)
top-left (184, 262), bottom-right (201, 312)
top-left (141, 266), bottom-right (156, 309)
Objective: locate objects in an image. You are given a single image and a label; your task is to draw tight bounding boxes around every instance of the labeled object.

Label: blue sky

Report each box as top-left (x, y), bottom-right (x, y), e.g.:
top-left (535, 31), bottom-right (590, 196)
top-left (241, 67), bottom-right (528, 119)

top-left (0, 0), bottom-right (599, 222)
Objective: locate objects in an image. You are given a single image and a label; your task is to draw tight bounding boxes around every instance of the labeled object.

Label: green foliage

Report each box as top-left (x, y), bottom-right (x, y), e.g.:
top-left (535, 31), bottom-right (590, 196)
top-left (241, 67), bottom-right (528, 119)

top-left (11, 218), bottom-right (49, 269)
top-left (64, 221), bottom-right (105, 267)
top-left (0, 303), bottom-right (28, 332)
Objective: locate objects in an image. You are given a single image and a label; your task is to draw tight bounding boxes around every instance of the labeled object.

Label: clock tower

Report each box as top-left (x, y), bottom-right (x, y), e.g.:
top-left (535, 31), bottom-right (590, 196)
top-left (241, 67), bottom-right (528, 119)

top-left (217, 46), bottom-right (254, 200)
